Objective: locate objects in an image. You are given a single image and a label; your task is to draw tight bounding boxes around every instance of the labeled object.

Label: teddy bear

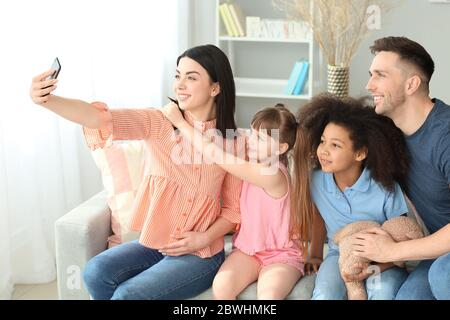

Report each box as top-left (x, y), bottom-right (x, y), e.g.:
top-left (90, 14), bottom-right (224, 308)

top-left (333, 216), bottom-right (424, 300)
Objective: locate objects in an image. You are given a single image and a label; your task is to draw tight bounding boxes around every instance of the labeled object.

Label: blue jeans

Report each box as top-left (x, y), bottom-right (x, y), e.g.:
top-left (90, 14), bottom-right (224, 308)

top-left (312, 250), bottom-right (408, 300)
top-left (83, 240), bottom-right (225, 300)
top-left (396, 252), bottom-right (450, 300)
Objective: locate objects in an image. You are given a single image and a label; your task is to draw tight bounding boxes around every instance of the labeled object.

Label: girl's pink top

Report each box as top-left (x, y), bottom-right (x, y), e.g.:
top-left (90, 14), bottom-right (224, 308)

top-left (233, 164), bottom-right (301, 256)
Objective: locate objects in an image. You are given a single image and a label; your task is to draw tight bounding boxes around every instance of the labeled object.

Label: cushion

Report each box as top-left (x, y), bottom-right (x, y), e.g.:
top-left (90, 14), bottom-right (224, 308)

top-left (89, 141), bottom-right (145, 247)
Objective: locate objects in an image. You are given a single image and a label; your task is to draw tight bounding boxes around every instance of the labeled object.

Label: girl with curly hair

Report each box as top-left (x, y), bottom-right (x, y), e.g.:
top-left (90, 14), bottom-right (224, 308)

top-left (291, 93), bottom-right (411, 300)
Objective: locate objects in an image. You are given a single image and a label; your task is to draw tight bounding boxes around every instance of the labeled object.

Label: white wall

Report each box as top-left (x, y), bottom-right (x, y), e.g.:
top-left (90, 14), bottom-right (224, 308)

top-left (192, 0), bottom-right (450, 105)
top-left (78, 0), bottom-right (450, 200)
top-left (191, 0), bottom-right (217, 47)
top-left (350, 0), bottom-right (450, 102)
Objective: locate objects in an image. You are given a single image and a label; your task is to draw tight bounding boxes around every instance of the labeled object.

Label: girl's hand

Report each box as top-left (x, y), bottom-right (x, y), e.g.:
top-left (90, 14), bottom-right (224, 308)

top-left (30, 69), bottom-right (58, 105)
top-left (158, 231), bottom-right (210, 256)
top-left (305, 257), bottom-right (322, 275)
top-left (161, 101), bottom-right (185, 127)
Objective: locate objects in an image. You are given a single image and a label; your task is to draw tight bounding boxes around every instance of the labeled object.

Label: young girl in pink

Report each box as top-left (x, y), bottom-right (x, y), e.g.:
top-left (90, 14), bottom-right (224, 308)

top-left (163, 102), bottom-right (304, 299)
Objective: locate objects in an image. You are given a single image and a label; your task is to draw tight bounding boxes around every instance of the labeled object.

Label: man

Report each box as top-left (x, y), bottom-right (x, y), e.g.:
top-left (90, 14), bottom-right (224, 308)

top-left (351, 36), bottom-right (450, 300)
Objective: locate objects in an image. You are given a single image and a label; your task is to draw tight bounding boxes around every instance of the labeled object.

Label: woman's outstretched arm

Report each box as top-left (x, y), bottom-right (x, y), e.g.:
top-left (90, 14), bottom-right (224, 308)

top-left (30, 69), bottom-right (110, 128)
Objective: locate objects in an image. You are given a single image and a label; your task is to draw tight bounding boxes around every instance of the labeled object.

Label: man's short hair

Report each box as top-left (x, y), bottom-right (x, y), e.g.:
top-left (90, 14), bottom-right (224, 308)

top-left (371, 37), bottom-right (435, 89)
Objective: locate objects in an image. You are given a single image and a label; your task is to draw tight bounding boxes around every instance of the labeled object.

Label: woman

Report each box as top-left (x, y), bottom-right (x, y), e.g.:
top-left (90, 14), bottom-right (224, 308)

top-left (30, 44), bottom-right (242, 300)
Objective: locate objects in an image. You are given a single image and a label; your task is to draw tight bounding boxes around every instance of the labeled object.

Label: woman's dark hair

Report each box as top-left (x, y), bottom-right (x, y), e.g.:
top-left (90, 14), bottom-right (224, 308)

top-left (250, 103), bottom-right (297, 166)
top-left (177, 44), bottom-right (236, 137)
top-left (299, 93), bottom-right (409, 191)
top-left (370, 37), bottom-right (435, 91)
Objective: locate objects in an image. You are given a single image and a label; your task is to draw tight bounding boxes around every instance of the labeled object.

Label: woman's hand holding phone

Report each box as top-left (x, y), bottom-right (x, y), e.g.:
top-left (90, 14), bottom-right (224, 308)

top-left (30, 70), bottom-right (58, 105)
top-left (30, 58), bottom-right (60, 105)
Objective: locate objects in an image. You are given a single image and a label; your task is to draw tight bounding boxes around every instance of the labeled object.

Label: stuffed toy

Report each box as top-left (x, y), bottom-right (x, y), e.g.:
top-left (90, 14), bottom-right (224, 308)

top-left (333, 216), bottom-right (424, 300)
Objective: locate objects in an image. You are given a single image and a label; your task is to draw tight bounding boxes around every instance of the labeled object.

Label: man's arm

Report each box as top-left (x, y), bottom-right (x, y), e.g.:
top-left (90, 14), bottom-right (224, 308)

top-left (392, 223), bottom-right (450, 261)
top-left (352, 223), bottom-right (450, 262)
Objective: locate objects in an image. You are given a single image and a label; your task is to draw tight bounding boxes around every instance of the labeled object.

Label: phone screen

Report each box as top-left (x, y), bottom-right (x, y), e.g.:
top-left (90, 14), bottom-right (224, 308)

top-left (46, 57), bottom-right (61, 80)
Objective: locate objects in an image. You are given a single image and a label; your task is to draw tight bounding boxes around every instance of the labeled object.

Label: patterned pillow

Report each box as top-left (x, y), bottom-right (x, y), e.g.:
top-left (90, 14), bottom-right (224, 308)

top-left (89, 141), bottom-right (145, 247)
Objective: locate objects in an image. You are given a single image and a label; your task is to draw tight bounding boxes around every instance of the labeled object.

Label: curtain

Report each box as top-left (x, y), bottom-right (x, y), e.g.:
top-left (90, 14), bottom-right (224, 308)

top-left (0, 0), bottom-right (190, 299)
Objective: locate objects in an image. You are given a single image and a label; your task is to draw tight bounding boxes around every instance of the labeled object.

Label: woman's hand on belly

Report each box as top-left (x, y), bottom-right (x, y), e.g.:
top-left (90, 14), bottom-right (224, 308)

top-left (157, 231), bottom-right (210, 256)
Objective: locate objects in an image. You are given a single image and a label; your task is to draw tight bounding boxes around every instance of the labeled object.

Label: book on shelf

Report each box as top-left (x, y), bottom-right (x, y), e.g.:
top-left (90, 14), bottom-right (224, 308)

top-left (219, 0), bottom-right (310, 40)
top-left (224, 3), bottom-right (240, 37)
top-left (241, 17), bottom-right (311, 40)
top-left (260, 19), bottom-right (284, 39)
top-left (284, 61), bottom-right (304, 95)
top-left (293, 60), bottom-right (309, 95)
top-left (270, 20), bottom-right (311, 40)
top-left (246, 16), bottom-right (261, 38)
top-left (285, 60), bottom-right (309, 95)
top-left (228, 3), bottom-right (245, 37)
top-left (219, 3), bottom-right (234, 36)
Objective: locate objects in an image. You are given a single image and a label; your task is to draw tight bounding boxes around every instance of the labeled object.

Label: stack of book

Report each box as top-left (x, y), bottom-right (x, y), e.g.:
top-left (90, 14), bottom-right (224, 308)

top-left (261, 20), bottom-right (310, 40)
top-left (219, 2), bottom-right (246, 37)
top-left (285, 60), bottom-right (310, 95)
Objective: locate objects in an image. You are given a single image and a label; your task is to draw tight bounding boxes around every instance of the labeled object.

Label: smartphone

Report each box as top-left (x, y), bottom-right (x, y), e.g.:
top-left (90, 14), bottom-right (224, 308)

top-left (46, 57), bottom-right (61, 80)
top-left (42, 58), bottom-right (61, 96)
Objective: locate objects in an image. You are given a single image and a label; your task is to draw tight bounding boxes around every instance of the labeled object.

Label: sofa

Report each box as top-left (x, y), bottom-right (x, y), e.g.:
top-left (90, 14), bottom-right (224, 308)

top-left (54, 190), bottom-right (322, 300)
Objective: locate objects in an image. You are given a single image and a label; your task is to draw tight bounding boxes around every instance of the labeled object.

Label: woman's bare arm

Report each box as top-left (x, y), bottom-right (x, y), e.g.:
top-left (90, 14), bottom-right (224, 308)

top-left (30, 69), bottom-right (110, 128)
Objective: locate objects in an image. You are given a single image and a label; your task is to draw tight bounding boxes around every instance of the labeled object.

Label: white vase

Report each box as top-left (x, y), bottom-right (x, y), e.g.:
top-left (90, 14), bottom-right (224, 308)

top-left (327, 65), bottom-right (349, 98)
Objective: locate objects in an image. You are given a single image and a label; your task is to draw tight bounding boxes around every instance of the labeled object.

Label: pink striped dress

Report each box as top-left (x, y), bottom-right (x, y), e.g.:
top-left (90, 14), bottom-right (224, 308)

top-left (83, 102), bottom-right (242, 258)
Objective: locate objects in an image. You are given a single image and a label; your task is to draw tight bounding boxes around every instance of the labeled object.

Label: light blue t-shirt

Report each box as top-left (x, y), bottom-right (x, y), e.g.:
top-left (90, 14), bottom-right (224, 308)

top-left (311, 168), bottom-right (408, 252)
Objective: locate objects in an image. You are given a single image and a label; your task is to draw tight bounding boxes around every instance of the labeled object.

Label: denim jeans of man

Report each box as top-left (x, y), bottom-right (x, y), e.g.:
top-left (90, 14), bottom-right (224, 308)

top-left (83, 240), bottom-right (225, 300)
top-left (312, 250), bottom-right (408, 300)
top-left (396, 252), bottom-right (450, 300)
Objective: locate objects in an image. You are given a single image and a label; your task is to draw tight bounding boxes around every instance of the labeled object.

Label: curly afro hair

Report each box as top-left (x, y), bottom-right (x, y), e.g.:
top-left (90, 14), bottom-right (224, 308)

top-left (297, 93), bottom-right (409, 192)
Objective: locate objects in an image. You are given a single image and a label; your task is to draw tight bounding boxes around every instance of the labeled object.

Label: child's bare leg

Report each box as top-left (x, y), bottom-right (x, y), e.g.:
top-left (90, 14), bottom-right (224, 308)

top-left (256, 263), bottom-right (302, 300)
top-left (212, 250), bottom-right (260, 300)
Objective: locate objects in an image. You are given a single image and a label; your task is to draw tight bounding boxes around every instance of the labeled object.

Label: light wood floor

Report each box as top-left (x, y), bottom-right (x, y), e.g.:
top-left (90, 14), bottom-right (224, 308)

top-left (11, 280), bottom-right (58, 300)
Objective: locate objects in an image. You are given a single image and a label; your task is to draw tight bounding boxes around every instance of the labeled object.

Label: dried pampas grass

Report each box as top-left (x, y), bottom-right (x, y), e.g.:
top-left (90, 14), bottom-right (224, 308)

top-left (273, 0), bottom-right (398, 66)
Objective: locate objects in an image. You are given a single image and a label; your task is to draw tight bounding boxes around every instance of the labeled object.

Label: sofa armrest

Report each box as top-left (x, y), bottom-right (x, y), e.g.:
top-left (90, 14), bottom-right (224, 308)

top-left (54, 190), bottom-right (111, 300)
